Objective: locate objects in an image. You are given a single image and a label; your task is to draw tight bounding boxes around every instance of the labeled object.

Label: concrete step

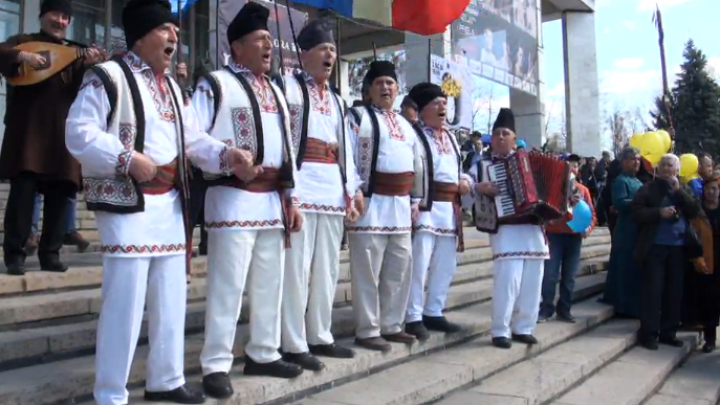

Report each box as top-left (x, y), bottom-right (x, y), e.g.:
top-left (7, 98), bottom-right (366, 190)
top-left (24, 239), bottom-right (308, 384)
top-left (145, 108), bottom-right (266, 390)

top-left (0, 257), bottom-right (607, 370)
top-left (281, 297), bottom-right (616, 405)
top-left (130, 292), bottom-right (613, 405)
top-left (0, 246), bottom-right (609, 329)
top-left (644, 348), bottom-right (720, 405)
top-left (0, 235), bottom-right (611, 297)
top-left (549, 335), bottom-right (697, 405)
top-left (433, 319), bottom-right (639, 405)
top-left (0, 269), bottom-right (609, 405)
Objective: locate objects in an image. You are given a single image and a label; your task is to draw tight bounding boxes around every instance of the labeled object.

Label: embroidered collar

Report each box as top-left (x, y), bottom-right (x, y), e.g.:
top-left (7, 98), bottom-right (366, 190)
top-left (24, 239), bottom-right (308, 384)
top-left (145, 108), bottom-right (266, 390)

top-left (297, 70), bottom-right (331, 90)
top-left (491, 150), bottom-right (515, 161)
top-left (419, 121), bottom-right (447, 137)
top-left (370, 104), bottom-right (398, 116)
top-left (227, 62), bottom-right (268, 79)
top-left (122, 51), bottom-right (171, 75)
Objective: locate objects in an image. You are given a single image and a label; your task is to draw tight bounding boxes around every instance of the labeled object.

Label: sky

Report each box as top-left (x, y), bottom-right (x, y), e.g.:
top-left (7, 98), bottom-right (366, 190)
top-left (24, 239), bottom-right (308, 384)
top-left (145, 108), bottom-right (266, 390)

top-left (542, 0), bottom-right (720, 132)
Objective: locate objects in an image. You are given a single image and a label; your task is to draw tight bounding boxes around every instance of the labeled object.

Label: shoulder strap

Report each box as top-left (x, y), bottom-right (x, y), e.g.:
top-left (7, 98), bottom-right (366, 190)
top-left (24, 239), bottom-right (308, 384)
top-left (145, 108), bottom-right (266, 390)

top-left (363, 105), bottom-right (381, 197)
top-left (202, 73), bottom-right (222, 130)
top-left (113, 57), bottom-right (145, 153)
top-left (89, 65), bottom-right (118, 129)
top-left (349, 107), bottom-right (361, 125)
top-left (223, 66), bottom-right (265, 165)
top-left (293, 72), bottom-right (311, 170)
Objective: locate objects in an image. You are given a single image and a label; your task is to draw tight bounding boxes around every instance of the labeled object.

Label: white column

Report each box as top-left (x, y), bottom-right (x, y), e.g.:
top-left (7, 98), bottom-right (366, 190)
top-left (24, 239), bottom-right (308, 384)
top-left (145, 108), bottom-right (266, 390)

top-left (562, 11), bottom-right (600, 156)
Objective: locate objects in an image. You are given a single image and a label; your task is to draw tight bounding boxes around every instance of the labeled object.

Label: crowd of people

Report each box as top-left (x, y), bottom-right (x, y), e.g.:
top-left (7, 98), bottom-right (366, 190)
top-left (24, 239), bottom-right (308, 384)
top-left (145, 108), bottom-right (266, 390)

top-left (599, 147), bottom-right (720, 352)
top-left (1, 0), bottom-right (709, 405)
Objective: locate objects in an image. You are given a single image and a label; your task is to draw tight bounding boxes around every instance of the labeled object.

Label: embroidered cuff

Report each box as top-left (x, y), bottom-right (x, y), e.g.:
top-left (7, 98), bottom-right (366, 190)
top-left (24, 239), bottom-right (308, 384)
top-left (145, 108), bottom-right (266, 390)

top-left (219, 146), bottom-right (232, 175)
top-left (116, 150), bottom-right (133, 176)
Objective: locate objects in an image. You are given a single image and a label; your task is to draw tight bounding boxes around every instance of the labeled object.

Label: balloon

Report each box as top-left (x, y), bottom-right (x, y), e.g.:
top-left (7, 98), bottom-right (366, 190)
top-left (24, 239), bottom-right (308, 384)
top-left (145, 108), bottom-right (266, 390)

top-left (679, 153), bottom-right (699, 179)
top-left (568, 200), bottom-right (592, 233)
top-left (517, 139), bottom-right (527, 149)
top-left (639, 131), bottom-right (665, 166)
top-left (657, 129), bottom-right (672, 152)
top-left (629, 133), bottom-right (644, 149)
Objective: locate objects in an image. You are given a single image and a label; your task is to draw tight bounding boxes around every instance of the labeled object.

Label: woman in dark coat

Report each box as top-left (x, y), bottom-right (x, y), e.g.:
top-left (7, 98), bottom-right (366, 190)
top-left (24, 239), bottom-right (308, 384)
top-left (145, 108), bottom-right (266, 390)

top-left (682, 175), bottom-right (720, 352)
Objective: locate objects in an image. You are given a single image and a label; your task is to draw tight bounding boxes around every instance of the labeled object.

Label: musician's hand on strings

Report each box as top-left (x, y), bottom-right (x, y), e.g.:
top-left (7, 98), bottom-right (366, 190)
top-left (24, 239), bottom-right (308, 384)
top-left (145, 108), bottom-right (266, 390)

top-left (83, 46), bottom-right (105, 65)
top-left (176, 62), bottom-right (188, 81)
top-left (128, 152), bottom-right (157, 182)
top-left (660, 206), bottom-right (677, 219)
top-left (287, 205), bottom-right (303, 232)
top-left (354, 190), bottom-right (366, 215)
top-left (19, 51), bottom-right (46, 69)
top-left (475, 181), bottom-right (499, 197)
top-left (411, 202), bottom-right (420, 222)
top-left (458, 179), bottom-right (471, 196)
top-left (345, 206), bottom-right (360, 223)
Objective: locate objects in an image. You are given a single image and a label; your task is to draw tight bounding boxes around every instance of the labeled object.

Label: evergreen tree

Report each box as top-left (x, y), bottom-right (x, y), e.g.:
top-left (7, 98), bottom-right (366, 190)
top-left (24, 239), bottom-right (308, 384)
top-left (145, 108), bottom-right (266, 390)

top-left (650, 39), bottom-right (720, 156)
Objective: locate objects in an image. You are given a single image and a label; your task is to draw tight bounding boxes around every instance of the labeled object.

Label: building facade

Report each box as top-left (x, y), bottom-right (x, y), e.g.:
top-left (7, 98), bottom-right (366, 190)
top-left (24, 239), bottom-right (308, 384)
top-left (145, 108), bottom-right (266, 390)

top-left (0, 0), bottom-right (600, 156)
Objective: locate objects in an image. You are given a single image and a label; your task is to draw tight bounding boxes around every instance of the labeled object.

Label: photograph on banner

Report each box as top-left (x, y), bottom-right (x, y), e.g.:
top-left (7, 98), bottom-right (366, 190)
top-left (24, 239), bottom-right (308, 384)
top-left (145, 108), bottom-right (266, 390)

top-left (216, 0), bottom-right (308, 73)
top-left (430, 55), bottom-right (473, 132)
top-left (451, 0), bottom-right (539, 97)
top-left (346, 49), bottom-right (408, 103)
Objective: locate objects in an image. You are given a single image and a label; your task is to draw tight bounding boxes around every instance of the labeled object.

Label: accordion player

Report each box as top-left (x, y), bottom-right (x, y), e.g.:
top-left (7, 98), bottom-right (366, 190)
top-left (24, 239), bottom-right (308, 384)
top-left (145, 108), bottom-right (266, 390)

top-left (473, 149), bottom-right (573, 233)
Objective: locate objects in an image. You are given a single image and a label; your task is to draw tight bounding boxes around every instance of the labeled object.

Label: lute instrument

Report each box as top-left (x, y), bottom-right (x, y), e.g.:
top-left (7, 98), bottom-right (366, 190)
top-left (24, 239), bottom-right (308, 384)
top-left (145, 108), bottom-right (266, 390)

top-left (7, 40), bottom-right (105, 86)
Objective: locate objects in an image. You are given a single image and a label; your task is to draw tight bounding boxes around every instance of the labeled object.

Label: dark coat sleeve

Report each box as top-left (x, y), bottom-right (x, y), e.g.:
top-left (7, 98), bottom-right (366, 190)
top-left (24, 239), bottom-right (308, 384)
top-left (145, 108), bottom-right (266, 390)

top-left (674, 185), bottom-right (700, 219)
top-left (0, 34), bottom-right (25, 78)
top-left (631, 183), bottom-right (663, 224)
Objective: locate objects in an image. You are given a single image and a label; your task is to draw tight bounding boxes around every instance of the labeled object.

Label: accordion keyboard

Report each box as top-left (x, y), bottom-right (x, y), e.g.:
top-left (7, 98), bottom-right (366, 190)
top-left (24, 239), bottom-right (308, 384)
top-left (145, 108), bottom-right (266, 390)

top-left (488, 164), bottom-right (515, 217)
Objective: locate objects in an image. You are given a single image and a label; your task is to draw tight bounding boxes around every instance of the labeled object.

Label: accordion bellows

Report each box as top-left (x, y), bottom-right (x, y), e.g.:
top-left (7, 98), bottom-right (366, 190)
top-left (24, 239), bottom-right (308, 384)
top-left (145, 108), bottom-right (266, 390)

top-left (476, 150), bottom-right (571, 232)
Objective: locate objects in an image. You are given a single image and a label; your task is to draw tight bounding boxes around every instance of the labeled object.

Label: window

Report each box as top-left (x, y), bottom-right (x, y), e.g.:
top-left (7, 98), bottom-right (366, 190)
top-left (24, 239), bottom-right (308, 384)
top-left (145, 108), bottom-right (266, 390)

top-left (0, 0), bottom-right (21, 42)
top-left (68, 0), bottom-right (105, 46)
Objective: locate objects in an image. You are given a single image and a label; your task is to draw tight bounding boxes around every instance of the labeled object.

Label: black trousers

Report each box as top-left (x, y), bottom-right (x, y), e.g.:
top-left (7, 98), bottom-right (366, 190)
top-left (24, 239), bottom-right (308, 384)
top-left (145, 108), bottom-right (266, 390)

top-left (640, 244), bottom-right (686, 340)
top-left (3, 172), bottom-right (69, 265)
top-left (188, 167), bottom-right (208, 253)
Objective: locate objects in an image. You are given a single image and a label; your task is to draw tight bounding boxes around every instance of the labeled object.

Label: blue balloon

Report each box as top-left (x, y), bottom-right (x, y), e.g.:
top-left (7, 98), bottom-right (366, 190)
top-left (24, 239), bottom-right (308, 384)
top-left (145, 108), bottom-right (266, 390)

top-left (567, 200), bottom-right (592, 233)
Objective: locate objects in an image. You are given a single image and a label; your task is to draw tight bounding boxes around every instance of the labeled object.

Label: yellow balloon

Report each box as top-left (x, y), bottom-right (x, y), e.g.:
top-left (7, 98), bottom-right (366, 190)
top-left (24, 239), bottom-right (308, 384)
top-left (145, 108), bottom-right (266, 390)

top-left (629, 133), bottom-right (644, 149)
top-left (657, 130), bottom-right (671, 152)
top-left (679, 153), bottom-right (699, 178)
top-left (639, 131), bottom-right (665, 165)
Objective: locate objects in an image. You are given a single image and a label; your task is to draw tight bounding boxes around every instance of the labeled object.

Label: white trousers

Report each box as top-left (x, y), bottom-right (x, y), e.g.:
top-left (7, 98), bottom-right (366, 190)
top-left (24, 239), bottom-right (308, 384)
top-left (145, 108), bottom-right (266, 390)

top-left (348, 232), bottom-right (412, 339)
top-left (94, 255), bottom-right (187, 405)
top-left (406, 232), bottom-right (458, 323)
top-left (200, 229), bottom-right (284, 375)
top-left (491, 259), bottom-right (544, 338)
top-left (282, 213), bottom-right (343, 353)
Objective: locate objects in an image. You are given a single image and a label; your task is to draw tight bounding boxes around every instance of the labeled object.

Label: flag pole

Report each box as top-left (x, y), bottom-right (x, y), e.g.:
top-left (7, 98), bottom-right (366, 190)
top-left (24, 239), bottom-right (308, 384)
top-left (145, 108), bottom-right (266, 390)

top-left (653, 4), bottom-right (675, 150)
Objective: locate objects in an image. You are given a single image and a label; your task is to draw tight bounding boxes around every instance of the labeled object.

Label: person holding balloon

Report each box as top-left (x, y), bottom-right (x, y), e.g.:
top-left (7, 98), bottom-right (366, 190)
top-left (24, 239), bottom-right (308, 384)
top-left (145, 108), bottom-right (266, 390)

top-left (538, 154), bottom-right (596, 323)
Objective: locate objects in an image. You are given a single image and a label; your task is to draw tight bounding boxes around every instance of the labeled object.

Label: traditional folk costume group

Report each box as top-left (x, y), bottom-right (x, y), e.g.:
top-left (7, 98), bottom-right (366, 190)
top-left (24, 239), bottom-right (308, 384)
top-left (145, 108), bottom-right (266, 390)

top-left (55, 0), bottom-right (567, 403)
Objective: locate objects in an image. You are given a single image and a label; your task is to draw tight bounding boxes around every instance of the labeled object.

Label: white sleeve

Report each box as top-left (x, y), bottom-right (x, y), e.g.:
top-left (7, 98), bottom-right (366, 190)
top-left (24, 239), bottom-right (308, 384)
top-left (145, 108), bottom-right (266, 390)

top-left (65, 70), bottom-right (132, 176)
top-left (190, 77), bottom-right (216, 134)
top-left (182, 100), bottom-right (230, 175)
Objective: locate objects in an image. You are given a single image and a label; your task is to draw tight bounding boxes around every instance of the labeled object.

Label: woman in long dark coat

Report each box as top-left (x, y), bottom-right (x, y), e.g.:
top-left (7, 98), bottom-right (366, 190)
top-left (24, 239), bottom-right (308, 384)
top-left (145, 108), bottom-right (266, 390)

top-left (683, 175), bottom-right (720, 352)
top-left (602, 147), bottom-right (643, 318)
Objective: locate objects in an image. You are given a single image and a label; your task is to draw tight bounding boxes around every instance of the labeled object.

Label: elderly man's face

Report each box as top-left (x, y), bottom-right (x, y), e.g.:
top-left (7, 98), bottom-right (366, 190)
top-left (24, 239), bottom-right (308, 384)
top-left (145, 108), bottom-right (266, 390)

top-left (369, 76), bottom-right (398, 110)
top-left (622, 154), bottom-right (641, 174)
top-left (657, 157), bottom-right (678, 179)
top-left (41, 11), bottom-right (70, 39)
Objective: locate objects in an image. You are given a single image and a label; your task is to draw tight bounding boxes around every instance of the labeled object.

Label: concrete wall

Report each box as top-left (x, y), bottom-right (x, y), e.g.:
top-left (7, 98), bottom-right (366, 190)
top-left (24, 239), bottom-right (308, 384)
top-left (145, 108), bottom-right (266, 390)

top-left (562, 11), bottom-right (600, 156)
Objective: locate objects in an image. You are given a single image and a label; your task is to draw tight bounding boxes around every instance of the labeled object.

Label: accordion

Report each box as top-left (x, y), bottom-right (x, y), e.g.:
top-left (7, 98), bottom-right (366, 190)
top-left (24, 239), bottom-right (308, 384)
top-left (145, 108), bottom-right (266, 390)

top-left (474, 150), bottom-right (571, 233)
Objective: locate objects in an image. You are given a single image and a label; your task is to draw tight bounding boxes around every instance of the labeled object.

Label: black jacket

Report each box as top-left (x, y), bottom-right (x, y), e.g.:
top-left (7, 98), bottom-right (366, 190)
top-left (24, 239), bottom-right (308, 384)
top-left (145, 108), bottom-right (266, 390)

top-left (631, 178), bottom-right (700, 262)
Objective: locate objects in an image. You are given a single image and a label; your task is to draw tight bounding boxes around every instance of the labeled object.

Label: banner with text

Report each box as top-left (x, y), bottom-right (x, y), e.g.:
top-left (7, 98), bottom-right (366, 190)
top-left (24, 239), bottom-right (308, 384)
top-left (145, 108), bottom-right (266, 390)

top-left (430, 55), bottom-right (474, 133)
top-left (217, 0), bottom-right (308, 72)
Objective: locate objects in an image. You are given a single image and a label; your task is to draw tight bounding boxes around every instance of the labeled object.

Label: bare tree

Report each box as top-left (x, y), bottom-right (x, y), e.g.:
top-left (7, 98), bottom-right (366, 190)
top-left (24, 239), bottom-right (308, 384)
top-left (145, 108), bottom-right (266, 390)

top-left (605, 108), bottom-right (631, 157)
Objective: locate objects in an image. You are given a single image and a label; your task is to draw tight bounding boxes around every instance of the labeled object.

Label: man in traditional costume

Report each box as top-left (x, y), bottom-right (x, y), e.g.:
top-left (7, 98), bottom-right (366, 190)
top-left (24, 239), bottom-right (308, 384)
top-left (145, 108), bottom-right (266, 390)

top-left (470, 108), bottom-right (548, 349)
top-left (65, 1), bottom-right (253, 404)
top-left (403, 83), bottom-right (472, 341)
top-left (280, 18), bottom-right (359, 371)
top-left (346, 60), bottom-right (424, 352)
top-left (190, 2), bottom-right (304, 399)
top-left (0, 0), bottom-right (104, 275)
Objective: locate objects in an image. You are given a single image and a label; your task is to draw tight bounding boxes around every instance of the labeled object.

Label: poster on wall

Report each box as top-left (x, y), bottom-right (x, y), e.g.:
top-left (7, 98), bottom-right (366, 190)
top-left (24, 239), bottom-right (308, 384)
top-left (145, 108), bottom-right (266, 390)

top-left (430, 55), bottom-right (474, 133)
top-left (216, 0), bottom-right (308, 72)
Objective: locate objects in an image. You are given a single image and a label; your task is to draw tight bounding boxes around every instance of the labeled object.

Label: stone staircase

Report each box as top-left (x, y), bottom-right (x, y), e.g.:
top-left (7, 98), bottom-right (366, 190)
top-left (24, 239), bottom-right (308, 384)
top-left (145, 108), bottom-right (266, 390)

top-left (0, 219), bottom-right (613, 405)
top-left (1, 182), bottom-right (711, 405)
